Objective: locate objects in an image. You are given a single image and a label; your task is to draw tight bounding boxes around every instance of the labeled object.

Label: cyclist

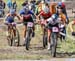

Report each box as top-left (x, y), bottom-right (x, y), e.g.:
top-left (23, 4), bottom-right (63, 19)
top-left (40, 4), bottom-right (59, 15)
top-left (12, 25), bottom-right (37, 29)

top-left (37, 3), bottom-right (52, 49)
top-left (30, 0), bottom-right (36, 12)
top-left (57, 2), bottom-right (69, 24)
top-left (46, 4), bottom-right (66, 49)
top-left (12, 0), bottom-right (17, 12)
top-left (0, 0), bottom-right (6, 16)
top-left (22, 0), bottom-right (28, 7)
top-left (29, 0), bottom-right (36, 20)
top-left (0, 0), bottom-right (5, 9)
top-left (47, 14), bottom-right (59, 50)
top-left (37, 3), bottom-right (51, 30)
top-left (57, 4), bottom-right (66, 41)
top-left (70, 9), bottom-right (75, 35)
top-left (69, 20), bottom-right (75, 36)
top-left (19, 6), bottom-right (35, 45)
top-left (5, 9), bottom-right (21, 38)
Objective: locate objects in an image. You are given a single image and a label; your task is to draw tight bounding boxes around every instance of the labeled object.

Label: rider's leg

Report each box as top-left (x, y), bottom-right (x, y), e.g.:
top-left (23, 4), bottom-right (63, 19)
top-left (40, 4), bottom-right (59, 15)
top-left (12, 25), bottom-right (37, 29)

top-left (47, 29), bottom-right (51, 50)
top-left (32, 25), bottom-right (35, 37)
top-left (23, 25), bottom-right (27, 40)
top-left (13, 26), bottom-right (16, 37)
top-left (8, 25), bottom-right (11, 36)
top-left (22, 24), bottom-right (27, 45)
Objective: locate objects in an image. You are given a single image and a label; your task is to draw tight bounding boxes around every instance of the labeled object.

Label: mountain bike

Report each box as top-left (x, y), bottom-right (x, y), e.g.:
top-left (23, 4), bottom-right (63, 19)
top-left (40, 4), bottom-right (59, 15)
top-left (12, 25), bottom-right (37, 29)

top-left (50, 24), bottom-right (59, 57)
top-left (7, 22), bottom-right (20, 46)
top-left (25, 22), bottom-right (34, 50)
top-left (41, 21), bottom-right (48, 48)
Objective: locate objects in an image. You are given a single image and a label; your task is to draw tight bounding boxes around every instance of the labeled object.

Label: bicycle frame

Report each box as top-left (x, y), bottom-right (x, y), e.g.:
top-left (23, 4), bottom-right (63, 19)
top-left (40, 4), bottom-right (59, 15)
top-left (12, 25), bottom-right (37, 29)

top-left (8, 23), bottom-right (16, 37)
top-left (50, 26), bottom-right (59, 57)
top-left (25, 22), bottom-right (34, 50)
top-left (7, 22), bottom-right (20, 46)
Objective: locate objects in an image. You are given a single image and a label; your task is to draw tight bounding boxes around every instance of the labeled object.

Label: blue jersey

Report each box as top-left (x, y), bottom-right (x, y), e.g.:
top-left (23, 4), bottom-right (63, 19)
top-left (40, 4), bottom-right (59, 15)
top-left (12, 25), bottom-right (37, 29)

top-left (19, 9), bottom-right (34, 15)
top-left (6, 16), bottom-right (14, 23)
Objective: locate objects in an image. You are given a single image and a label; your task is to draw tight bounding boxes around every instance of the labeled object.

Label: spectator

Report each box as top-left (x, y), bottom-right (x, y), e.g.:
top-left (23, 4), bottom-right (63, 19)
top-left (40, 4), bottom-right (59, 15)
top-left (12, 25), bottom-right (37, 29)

top-left (12, 0), bottom-right (17, 11)
top-left (22, 0), bottom-right (28, 7)
top-left (0, 0), bottom-right (6, 9)
top-left (7, 0), bottom-right (12, 9)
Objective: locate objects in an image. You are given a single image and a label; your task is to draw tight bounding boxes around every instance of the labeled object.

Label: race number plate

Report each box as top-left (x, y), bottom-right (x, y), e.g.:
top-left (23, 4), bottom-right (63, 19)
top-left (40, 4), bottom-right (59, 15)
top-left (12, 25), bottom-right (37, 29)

top-left (27, 22), bottom-right (33, 27)
top-left (52, 27), bottom-right (59, 32)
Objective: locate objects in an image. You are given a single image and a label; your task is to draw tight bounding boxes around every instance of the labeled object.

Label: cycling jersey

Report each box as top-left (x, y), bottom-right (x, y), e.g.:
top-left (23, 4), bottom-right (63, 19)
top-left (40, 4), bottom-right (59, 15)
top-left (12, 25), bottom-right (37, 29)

top-left (47, 14), bottom-right (59, 30)
top-left (6, 16), bottom-right (14, 23)
top-left (20, 10), bottom-right (34, 25)
top-left (40, 10), bottom-right (52, 19)
top-left (20, 9), bottom-right (34, 15)
top-left (22, 1), bottom-right (28, 6)
top-left (6, 14), bottom-right (16, 23)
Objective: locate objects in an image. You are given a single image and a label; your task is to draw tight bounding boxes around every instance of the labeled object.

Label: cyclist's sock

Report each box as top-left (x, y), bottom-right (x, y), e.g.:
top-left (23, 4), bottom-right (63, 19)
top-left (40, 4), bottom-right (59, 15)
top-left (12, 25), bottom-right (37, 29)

top-left (23, 38), bottom-right (26, 46)
top-left (47, 42), bottom-right (50, 50)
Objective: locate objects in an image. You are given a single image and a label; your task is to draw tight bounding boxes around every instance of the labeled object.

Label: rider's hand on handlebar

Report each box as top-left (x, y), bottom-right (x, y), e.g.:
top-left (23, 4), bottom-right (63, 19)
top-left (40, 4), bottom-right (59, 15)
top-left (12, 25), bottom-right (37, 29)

top-left (72, 32), bottom-right (75, 36)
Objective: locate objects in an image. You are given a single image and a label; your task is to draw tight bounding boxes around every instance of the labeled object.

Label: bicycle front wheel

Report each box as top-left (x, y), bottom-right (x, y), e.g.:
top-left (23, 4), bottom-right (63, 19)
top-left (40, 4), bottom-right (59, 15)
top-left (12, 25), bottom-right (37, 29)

top-left (14, 29), bottom-right (20, 46)
top-left (51, 33), bottom-right (57, 57)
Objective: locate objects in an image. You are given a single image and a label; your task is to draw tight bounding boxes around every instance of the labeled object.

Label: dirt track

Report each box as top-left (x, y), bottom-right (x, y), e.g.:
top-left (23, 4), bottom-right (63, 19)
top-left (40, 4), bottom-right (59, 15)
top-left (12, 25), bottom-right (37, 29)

top-left (0, 19), bottom-right (75, 59)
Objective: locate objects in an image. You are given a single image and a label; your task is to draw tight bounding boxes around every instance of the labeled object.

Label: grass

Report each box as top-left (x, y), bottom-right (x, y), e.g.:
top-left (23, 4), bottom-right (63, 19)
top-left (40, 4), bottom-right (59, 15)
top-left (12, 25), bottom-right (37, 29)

top-left (0, 0), bottom-right (75, 59)
top-left (0, 53), bottom-right (50, 60)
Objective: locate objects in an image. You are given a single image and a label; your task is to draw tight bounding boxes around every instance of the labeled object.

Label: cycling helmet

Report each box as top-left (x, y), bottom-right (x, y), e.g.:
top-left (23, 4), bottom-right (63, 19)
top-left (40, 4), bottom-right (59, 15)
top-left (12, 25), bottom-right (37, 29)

top-left (10, 9), bottom-right (15, 15)
top-left (58, 2), bottom-right (62, 6)
top-left (57, 2), bottom-right (65, 8)
top-left (23, 6), bottom-right (29, 11)
top-left (61, 2), bottom-right (65, 8)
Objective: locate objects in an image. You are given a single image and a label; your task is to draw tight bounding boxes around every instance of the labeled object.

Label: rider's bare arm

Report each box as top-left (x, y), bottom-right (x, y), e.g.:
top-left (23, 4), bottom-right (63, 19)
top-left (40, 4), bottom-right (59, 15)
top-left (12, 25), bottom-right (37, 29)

top-left (19, 15), bottom-right (24, 22)
top-left (15, 13), bottom-right (21, 20)
top-left (69, 21), bottom-right (75, 32)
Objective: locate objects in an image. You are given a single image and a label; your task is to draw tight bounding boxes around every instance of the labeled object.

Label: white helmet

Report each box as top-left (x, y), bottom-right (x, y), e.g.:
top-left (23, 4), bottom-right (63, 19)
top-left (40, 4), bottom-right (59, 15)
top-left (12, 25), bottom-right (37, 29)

top-left (42, 6), bottom-right (50, 13)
